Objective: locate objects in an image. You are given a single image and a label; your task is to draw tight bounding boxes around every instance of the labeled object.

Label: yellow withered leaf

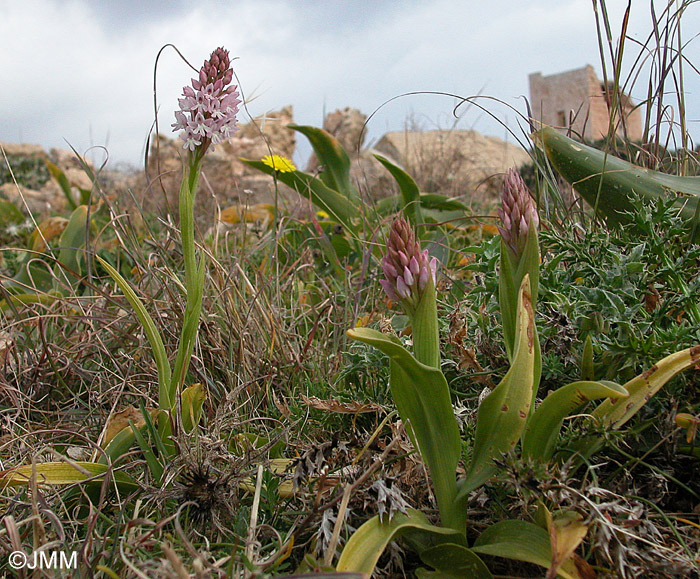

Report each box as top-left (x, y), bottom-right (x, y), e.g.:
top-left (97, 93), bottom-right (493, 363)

top-left (220, 203), bottom-right (275, 228)
top-left (30, 216), bottom-right (69, 252)
top-left (102, 406), bottom-right (146, 446)
top-left (545, 509), bottom-right (590, 579)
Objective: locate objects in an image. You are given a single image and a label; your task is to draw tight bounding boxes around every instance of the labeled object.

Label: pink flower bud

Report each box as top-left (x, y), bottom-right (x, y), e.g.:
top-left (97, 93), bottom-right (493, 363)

top-left (380, 217), bottom-right (438, 309)
top-left (497, 168), bottom-right (538, 258)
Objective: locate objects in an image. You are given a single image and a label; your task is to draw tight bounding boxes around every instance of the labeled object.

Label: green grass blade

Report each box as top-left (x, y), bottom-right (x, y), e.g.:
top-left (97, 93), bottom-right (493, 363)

top-left (129, 418), bottom-right (164, 483)
top-left (96, 255), bottom-right (171, 405)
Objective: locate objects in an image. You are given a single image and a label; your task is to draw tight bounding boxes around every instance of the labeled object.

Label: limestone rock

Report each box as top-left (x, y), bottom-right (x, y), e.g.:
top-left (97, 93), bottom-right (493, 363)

top-left (0, 142), bottom-right (50, 160)
top-left (373, 129), bottom-right (531, 200)
top-left (307, 107), bottom-right (367, 173)
top-left (141, 106), bottom-right (298, 217)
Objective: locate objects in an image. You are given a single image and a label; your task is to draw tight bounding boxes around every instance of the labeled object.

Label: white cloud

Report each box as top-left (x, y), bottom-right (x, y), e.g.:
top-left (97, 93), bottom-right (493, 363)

top-left (1, 0), bottom-right (698, 169)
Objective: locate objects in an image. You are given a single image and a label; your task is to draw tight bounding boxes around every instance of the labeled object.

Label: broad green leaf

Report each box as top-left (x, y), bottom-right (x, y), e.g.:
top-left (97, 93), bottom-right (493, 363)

top-left (55, 204), bottom-right (89, 283)
top-left (460, 275), bottom-right (536, 497)
top-left (418, 543), bottom-right (492, 578)
top-left (472, 520), bottom-right (584, 579)
top-left (0, 292), bottom-right (60, 313)
top-left (592, 345), bottom-right (700, 429)
top-left (241, 159), bottom-right (359, 233)
top-left (347, 327), bottom-right (462, 531)
top-left (0, 461), bottom-right (139, 493)
top-left (96, 256), bottom-right (171, 407)
top-left (374, 153), bottom-right (423, 227)
top-left (521, 380), bottom-right (628, 462)
top-left (534, 125), bottom-right (700, 226)
top-left (100, 423), bottom-right (139, 464)
top-left (289, 124), bottom-right (358, 202)
top-left (418, 194), bottom-right (469, 211)
top-left (336, 509), bottom-right (463, 574)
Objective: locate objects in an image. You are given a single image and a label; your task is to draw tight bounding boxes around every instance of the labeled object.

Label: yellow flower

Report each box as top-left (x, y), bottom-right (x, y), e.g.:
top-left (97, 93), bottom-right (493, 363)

top-left (261, 154), bottom-right (296, 173)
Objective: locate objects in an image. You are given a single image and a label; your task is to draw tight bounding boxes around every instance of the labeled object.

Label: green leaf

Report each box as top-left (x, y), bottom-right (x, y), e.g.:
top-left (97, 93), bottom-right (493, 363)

top-left (534, 125), bottom-right (700, 226)
top-left (374, 153), bottom-right (423, 227)
top-left (472, 520), bottom-right (583, 579)
top-left (347, 327), bottom-right (462, 531)
top-left (181, 382), bottom-right (205, 433)
top-left (592, 345), bottom-right (700, 429)
top-left (418, 543), bottom-right (492, 578)
top-left (580, 334), bottom-right (594, 381)
top-left (0, 200), bottom-right (24, 226)
top-left (460, 275), bottom-right (536, 497)
top-left (129, 417), bottom-right (164, 483)
top-left (45, 160), bottom-right (76, 209)
top-left (521, 380), bottom-right (628, 462)
top-left (96, 255), bottom-right (171, 408)
top-left (289, 124), bottom-right (358, 202)
top-left (241, 159), bottom-right (359, 234)
top-left (0, 461), bottom-right (139, 493)
top-left (55, 204), bottom-right (89, 283)
top-left (336, 509), bottom-right (463, 574)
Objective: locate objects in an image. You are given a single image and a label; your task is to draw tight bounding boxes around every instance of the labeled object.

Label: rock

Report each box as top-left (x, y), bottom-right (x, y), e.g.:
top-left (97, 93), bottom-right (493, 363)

top-left (307, 107), bottom-right (367, 172)
top-left (0, 182), bottom-right (66, 214)
top-left (221, 105), bottom-right (295, 161)
top-left (0, 142), bottom-right (49, 160)
top-left (141, 106), bottom-right (298, 218)
top-left (373, 129), bottom-right (531, 200)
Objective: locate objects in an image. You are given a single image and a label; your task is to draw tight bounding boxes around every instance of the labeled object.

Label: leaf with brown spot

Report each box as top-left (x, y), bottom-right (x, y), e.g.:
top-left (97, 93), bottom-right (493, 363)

top-left (593, 346), bottom-right (700, 429)
top-left (459, 275), bottom-right (536, 498)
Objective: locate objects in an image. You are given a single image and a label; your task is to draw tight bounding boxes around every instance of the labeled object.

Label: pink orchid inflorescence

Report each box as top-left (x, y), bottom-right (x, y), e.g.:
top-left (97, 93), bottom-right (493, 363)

top-left (497, 168), bottom-right (539, 258)
top-left (380, 217), bottom-right (438, 310)
top-left (172, 47), bottom-right (241, 157)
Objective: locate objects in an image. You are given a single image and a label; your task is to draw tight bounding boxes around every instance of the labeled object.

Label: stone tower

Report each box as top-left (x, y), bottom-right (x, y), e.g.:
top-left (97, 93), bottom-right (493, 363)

top-left (529, 65), bottom-right (642, 141)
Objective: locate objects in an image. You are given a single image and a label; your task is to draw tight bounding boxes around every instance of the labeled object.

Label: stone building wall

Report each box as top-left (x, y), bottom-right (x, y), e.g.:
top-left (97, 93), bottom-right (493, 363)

top-left (529, 65), bottom-right (642, 141)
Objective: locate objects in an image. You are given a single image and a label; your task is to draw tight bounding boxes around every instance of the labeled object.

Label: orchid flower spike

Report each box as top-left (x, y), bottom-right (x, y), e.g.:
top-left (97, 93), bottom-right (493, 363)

top-left (172, 47), bottom-right (241, 159)
top-left (379, 217), bottom-right (438, 311)
top-left (497, 168), bottom-right (539, 259)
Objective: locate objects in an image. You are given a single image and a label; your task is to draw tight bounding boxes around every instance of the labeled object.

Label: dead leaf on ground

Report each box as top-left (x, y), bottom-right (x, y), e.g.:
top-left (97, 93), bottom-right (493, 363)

top-left (301, 394), bottom-right (384, 414)
top-left (102, 405), bottom-right (156, 446)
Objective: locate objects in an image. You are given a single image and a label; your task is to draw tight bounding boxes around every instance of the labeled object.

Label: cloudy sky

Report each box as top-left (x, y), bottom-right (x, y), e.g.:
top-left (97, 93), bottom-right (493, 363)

top-left (1, 0), bottom-right (698, 170)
